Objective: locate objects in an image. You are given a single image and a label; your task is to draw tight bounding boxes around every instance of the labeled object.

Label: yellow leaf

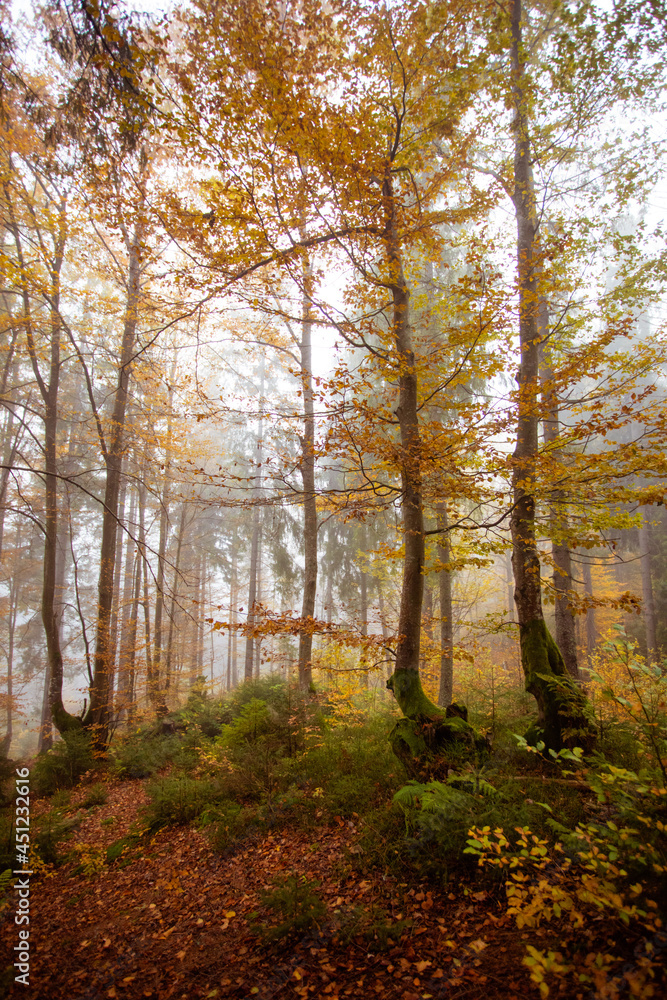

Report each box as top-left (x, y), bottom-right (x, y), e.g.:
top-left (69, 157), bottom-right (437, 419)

top-left (224, 910), bottom-right (236, 918)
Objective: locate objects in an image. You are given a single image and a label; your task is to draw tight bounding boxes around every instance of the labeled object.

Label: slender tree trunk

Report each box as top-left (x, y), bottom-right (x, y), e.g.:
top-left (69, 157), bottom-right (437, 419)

top-left (582, 557), bottom-right (597, 663)
top-left (298, 260), bottom-right (318, 690)
top-left (639, 507), bottom-right (658, 664)
top-left (165, 503), bottom-right (188, 693)
top-left (152, 369), bottom-right (176, 708)
top-left (138, 480), bottom-right (154, 710)
top-left (245, 363), bottom-right (265, 681)
top-left (198, 550), bottom-right (206, 678)
top-left (539, 311), bottom-right (580, 681)
top-left (254, 535), bottom-right (262, 680)
top-left (384, 164), bottom-right (431, 719)
top-left (359, 524), bottom-right (368, 689)
top-left (86, 211), bottom-right (145, 744)
top-left (2, 550), bottom-right (20, 755)
top-left (508, 0), bottom-right (593, 749)
top-left (116, 490), bottom-right (138, 722)
top-left (437, 506), bottom-right (454, 707)
top-left (107, 473), bottom-right (127, 710)
top-left (231, 531), bottom-right (238, 687)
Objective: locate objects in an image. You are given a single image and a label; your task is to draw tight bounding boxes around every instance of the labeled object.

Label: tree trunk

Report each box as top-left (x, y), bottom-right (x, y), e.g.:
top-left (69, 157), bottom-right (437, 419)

top-left (508, 0), bottom-right (594, 750)
top-left (116, 490), bottom-right (138, 722)
top-left (582, 557), bottom-right (597, 663)
top-left (383, 163), bottom-right (427, 717)
top-left (245, 363), bottom-right (265, 681)
top-left (539, 309), bottom-right (580, 681)
top-left (165, 502), bottom-right (188, 694)
top-left (298, 260), bottom-right (318, 691)
top-left (254, 534), bottom-right (262, 680)
top-left (639, 507), bottom-right (658, 664)
top-left (358, 523), bottom-right (369, 688)
top-left (437, 506), bottom-right (454, 708)
top-left (153, 369), bottom-right (176, 706)
top-left (86, 211), bottom-right (145, 744)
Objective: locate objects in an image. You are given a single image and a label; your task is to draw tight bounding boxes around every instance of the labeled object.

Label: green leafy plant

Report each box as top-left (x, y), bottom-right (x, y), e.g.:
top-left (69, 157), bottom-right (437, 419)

top-left (250, 874), bottom-right (326, 941)
top-left (145, 776), bottom-right (224, 826)
top-left (33, 731), bottom-right (96, 794)
top-left (82, 783), bottom-right (108, 809)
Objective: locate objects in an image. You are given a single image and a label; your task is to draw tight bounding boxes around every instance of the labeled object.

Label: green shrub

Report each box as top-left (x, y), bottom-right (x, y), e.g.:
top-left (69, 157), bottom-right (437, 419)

top-left (82, 783), bottom-right (108, 809)
top-left (390, 773), bottom-right (553, 880)
top-left (33, 730), bottom-right (95, 795)
top-left (50, 789), bottom-right (72, 810)
top-left (34, 812), bottom-right (82, 865)
top-left (145, 776), bottom-right (223, 826)
top-left (333, 903), bottom-right (411, 950)
top-left (250, 874), bottom-right (326, 941)
top-left (0, 815), bottom-right (13, 871)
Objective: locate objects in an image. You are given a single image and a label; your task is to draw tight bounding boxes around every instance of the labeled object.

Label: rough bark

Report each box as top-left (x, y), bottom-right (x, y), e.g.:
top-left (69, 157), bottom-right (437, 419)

top-left (508, 0), bottom-right (594, 750)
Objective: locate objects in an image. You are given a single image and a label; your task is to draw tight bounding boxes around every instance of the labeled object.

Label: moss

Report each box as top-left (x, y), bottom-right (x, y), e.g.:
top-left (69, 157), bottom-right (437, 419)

top-left (387, 669), bottom-right (446, 722)
top-left (387, 669), bottom-right (488, 777)
top-left (520, 618), bottom-right (596, 752)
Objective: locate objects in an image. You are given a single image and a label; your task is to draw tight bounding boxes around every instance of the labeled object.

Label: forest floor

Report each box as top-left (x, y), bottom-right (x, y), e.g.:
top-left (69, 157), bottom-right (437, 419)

top-left (1, 773), bottom-right (659, 1000)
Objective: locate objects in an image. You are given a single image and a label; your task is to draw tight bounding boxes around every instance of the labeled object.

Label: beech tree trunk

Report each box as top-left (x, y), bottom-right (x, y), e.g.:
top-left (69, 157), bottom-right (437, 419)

top-left (116, 490), bottom-right (138, 722)
top-left (245, 363), bottom-right (265, 681)
top-left (539, 327), bottom-right (580, 681)
top-left (12, 195), bottom-right (79, 735)
top-left (639, 507), bottom-right (658, 664)
top-left (437, 506), bottom-right (454, 708)
top-left (508, 0), bottom-right (594, 750)
top-left (358, 523), bottom-right (369, 689)
top-left (582, 556), bottom-right (597, 663)
top-left (152, 372), bottom-right (176, 712)
top-left (298, 260), bottom-right (318, 690)
top-left (165, 502), bottom-right (188, 693)
top-left (86, 212), bottom-right (145, 744)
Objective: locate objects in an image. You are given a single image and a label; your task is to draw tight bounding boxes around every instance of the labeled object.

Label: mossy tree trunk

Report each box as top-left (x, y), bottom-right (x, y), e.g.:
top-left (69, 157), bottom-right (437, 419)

top-left (508, 0), bottom-right (594, 750)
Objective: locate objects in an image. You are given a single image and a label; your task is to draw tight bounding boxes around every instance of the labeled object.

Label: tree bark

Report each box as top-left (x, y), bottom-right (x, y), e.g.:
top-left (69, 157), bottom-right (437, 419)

top-left (298, 259), bottom-right (318, 690)
top-left (86, 210), bottom-right (145, 743)
top-left (358, 523), bottom-right (369, 688)
top-left (165, 502), bottom-right (188, 694)
top-left (539, 310), bottom-right (580, 681)
top-left (116, 489), bottom-right (138, 722)
top-left (245, 362), bottom-right (265, 681)
top-left (383, 162), bottom-right (427, 714)
top-left (11, 193), bottom-right (79, 735)
top-left (508, 0), bottom-right (594, 750)
top-left (582, 556), bottom-right (597, 663)
top-left (437, 506), bottom-right (454, 708)
top-left (639, 507), bottom-right (658, 664)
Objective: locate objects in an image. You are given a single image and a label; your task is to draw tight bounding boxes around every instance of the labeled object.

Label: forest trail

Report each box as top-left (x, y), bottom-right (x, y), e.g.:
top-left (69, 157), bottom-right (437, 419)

top-left (1, 777), bottom-right (533, 1000)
